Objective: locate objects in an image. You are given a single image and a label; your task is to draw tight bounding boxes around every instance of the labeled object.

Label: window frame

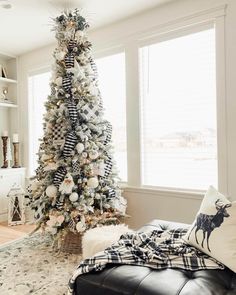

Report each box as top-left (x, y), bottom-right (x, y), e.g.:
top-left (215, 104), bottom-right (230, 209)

top-left (139, 23), bottom-right (218, 192)
top-left (135, 17), bottom-right (227, 194)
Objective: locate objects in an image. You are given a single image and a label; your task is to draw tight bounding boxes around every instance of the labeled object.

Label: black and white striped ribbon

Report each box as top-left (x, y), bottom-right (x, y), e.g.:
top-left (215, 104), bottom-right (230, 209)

top-left (104, 122), bottom-right (112, 145)
top-left (62, 75), bottom-right (72, 92)
top-left (104, 155), bottom-right (113, 177)
top-left (67, 99), bottom-right (77, 124)
top-left (53, 166), bottom-right (67, 187)
top-left (89, 57), bottom-right (98, 79)
top-left (65, 53), bottom-right (74, 68)
top-left (63, 131), bottom-right (77, 157)
top-left (106, 188), bottom-right (116, 198)
top-left (68, 40), bottom-right (77, 51)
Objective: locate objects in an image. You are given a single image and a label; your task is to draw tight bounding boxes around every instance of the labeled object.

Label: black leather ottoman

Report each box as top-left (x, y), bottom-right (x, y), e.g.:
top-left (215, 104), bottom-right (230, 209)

top-left (75, 220), bottom-right (236, 295)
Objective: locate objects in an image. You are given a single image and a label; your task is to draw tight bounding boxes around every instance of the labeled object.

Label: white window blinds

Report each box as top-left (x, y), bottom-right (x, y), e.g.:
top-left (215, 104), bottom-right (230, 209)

top-left (96, 52), bottom-right (127, 181)
top-left (140, 27), bottom-right (217, 190)
top-left (28, 71), bottom-right (50, 175)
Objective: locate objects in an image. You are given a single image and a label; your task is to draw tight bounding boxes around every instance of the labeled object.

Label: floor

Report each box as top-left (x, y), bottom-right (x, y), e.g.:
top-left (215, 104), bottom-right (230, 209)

top-left (0, 221), bottom-right (35, 246)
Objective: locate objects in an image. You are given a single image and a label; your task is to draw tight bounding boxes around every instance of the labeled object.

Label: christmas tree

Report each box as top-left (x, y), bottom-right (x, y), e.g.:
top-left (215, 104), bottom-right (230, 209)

top-left (29, 10), bottom-right (127, 245)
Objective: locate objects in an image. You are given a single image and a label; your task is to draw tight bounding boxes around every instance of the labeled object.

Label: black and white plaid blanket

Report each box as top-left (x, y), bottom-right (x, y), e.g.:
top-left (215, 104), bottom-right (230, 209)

top-left (68, 228), bottom-right (224, 294)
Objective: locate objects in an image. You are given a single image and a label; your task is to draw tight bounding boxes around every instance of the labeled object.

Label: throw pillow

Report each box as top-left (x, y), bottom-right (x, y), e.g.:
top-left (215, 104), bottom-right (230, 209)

top-left (183, 185), bottom-right (236, 272)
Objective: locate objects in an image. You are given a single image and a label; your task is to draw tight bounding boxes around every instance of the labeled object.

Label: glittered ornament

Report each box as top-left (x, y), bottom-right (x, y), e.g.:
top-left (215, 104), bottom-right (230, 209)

top-left (89, 150), bottom-right (99, 160)
top-left (69, 192), bottom-right (79, 202)
top-left (87, 177), bottom-right (99, 188)
top-left (76, 221), bottom-right (86, 232)
top-left (76, 143), bottom-right (84, 153)
top-left (46, 185), bottom-right (58, 198)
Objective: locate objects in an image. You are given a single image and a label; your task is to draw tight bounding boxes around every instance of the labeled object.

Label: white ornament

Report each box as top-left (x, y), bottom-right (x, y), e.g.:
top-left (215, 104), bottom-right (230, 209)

top-left (69, 192), bottom-right (79, 202)
top-left (89, 150), bottom-right (99, 160)
top-left (76, 221), bottom-right (86, 233)
top-left (88, 85), bottom-right (98, 96)
top-left (55, 77), bottom-right (63, 86)
top-left (59, 173), bottom-right (75, 194)
top-left (87, 177), bottom-right (99, 188)
top-left (46, 185), bottom-right (58, 198)
top-left (55, 51), bottom-right (66, 61)
top-left (31, 180), bottom-right (40, 191)
top-left (76, 143), bottom-right (84, 153)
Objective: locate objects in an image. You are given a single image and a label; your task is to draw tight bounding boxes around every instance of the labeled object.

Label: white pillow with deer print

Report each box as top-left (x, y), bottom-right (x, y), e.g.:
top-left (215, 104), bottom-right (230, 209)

top-left (183, 185), bottom-right (236, 272)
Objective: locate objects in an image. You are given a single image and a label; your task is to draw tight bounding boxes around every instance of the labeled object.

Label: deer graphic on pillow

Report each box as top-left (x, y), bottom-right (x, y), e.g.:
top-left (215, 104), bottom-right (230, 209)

top-left (187, 199), bottom-right (231, 252)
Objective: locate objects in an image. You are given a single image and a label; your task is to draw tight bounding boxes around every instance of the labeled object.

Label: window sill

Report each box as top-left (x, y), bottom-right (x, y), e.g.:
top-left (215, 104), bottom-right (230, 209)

top-left (123, 186), bottom-right (204, 200)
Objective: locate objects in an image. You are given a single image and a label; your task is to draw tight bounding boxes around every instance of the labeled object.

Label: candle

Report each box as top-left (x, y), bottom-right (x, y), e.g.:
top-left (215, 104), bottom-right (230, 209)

top-left (2, 130), bottom-right (8, 137)
top-left (12, 133), bottom-right (19, 143)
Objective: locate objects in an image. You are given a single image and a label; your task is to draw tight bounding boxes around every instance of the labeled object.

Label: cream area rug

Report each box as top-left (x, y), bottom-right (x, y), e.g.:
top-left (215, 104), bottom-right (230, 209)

top-left (0, 233), bottom-right (81, 295)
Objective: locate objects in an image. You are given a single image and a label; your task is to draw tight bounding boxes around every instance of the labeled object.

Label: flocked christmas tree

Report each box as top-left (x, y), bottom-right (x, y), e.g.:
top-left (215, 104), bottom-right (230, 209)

top-left (29, 10), bottom-right (127, 246)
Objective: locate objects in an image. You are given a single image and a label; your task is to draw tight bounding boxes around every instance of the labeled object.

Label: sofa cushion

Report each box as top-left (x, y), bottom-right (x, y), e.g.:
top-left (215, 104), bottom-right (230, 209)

top-left (183, 186), bottom-right (236, 272)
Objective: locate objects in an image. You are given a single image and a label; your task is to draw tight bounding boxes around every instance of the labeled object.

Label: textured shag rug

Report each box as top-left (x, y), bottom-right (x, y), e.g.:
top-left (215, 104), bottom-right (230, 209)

top-left (0, 233), bottom-right (81, 295)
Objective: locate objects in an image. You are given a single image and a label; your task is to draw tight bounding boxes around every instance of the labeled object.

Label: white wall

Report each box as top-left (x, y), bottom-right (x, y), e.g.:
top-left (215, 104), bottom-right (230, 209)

top-left (17, 0), bottom-right (236, 229)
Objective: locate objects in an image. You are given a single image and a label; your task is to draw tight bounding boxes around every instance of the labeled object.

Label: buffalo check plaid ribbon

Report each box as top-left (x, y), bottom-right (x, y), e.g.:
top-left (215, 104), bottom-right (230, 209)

top-left (68, 228), bottom-right (224, 294)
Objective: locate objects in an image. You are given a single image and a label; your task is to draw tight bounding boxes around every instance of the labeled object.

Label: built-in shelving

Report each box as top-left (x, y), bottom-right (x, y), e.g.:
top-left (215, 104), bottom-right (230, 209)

top-left (0, 101), bottom-right (17, 108)
top-left (0, 77), bottom-right (17, 84)
top-left (0, 52), bottom-right (18, 166)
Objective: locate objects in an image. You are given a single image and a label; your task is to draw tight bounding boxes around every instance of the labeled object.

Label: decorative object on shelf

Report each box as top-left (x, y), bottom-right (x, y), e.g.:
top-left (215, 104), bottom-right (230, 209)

top-left (12, 133), bottom-right (21, 168)
top-left (2, 66), bottom-right (7, 78)
top-left (0, 87), bottom-right (14, 105)
top-left (1, 131), bottom-right (8, 168)
top-left (7, 183), bottom-right (25, 226)
top-left (6, 137), bottom-right (12, 168)
top-left (2, 87), bottom-right (8, 100)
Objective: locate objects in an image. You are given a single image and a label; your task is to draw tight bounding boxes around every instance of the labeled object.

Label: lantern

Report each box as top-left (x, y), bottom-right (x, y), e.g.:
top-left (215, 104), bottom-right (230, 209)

top-left (7, 184), bottom-right (25, 226)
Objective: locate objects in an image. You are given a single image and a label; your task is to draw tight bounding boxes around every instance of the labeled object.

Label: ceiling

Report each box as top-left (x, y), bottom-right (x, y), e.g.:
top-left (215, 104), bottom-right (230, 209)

top-left (0, 0), bottom-right (174, 56)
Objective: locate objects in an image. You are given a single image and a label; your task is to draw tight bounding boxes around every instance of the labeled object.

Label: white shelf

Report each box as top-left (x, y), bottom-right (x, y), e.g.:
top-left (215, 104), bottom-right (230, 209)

top-left (0, 101), bottom-right (18, 108)
top-left (0, 77), bottom-right (17, 84)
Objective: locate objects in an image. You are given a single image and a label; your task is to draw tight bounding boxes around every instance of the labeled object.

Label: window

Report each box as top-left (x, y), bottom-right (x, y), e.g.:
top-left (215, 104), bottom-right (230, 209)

top-left (140, 27), bottom-right (217, 190)
top-left (96, 52), bottom-right (127, 181)
top-left (28, 71), bottom-right (50, 175)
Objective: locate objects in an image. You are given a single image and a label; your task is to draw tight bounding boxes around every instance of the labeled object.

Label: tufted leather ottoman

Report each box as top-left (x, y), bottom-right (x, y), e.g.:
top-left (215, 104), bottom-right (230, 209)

top-left (74, 220), bottom-right (236, 295)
